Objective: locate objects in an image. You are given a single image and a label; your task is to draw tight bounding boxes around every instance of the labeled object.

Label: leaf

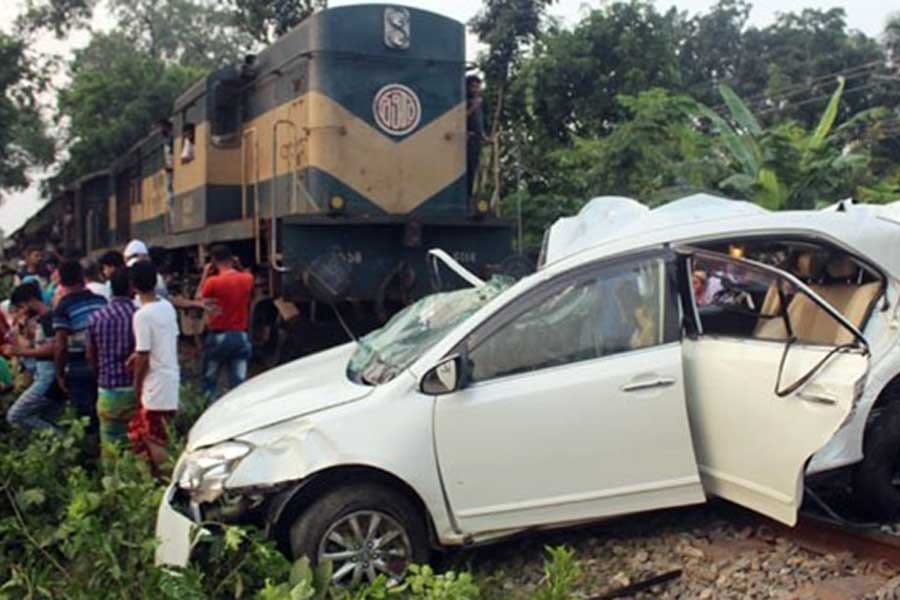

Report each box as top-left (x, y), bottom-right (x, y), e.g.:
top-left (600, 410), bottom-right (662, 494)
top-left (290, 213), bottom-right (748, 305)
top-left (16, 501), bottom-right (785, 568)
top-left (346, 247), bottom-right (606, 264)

top-left (289, 556), bottom-right (313, 587)
top-left (718, 83), bottom-right (762, 136)
top-left (810, 77), bottom-right (845, 149)
top-left (313, 560), bottom-right (333, 599)
top-left (718, 173), bottom-right (758, 194)
top-left (289, 580), bottom-right (316, 600)
top-left (756, 168), bottom-right (785, 210)
top-left (16, 488), bottom-right (46, 508)
top-left (691, 102), bottom-right (761, 178)
top-left (223, 526), bottom-right (246, 551)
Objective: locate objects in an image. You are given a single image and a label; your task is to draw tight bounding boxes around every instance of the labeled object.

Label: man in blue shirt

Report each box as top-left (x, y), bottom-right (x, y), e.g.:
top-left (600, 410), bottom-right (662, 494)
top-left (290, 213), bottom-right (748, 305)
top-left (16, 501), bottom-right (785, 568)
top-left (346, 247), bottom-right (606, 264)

top-left (54, 259), bottom-right (107, 434)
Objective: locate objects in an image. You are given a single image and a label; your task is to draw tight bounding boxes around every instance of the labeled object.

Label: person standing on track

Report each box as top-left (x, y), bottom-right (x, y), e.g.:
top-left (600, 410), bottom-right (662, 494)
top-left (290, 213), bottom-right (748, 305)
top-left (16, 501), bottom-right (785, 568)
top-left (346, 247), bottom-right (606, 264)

top-left (197, 244), bottom-right (254, 401)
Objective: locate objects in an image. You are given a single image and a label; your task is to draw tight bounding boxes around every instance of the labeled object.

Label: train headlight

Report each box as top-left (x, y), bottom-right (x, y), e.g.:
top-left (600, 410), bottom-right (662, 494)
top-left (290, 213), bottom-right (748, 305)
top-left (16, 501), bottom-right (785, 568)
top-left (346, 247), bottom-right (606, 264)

top-left (329, 195), bottom-right (346, 213)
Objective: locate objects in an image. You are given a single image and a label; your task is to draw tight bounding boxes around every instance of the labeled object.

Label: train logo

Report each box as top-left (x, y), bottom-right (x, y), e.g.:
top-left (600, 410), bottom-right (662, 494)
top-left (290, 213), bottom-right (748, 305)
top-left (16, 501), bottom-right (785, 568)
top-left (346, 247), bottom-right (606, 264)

top-left (373, 84), bottom-right (421, 137)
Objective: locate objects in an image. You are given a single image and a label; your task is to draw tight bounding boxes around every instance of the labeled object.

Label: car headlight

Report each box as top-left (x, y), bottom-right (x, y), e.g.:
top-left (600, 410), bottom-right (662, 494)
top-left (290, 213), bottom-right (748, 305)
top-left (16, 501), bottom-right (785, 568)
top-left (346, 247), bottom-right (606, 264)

top-left (176, 441), bottom-right (252, 503)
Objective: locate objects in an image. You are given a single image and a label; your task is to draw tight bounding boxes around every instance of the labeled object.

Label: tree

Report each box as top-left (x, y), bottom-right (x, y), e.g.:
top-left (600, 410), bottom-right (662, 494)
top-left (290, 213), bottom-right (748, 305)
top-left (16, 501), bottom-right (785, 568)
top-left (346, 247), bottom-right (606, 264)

top-left (499, 89), bottom-right (724, 248)
top-left (692, 80), bottom-right (892, 209)
top-left (470, 0), bottom-right (556, 87)
top-left (678, 0), bottom-right (754, 105)
top-left (523, 1), bottom-right (687, 142)
top-left (886, 13), bottom-right (900, 64)
top-left (731, 9), bottom-right (890, 128)
top-left (54, 33), bottom-right (205, 185)
top-left (468, 0), bottom-right (556, 209)
top-left (0, 33), bottom-right (53, 198)
top-left (15, 0), bottom-right (95, 38)
top-left (224, 0), bottom-right (326, 45)
top-left (109, 0), bottom-right (256, 68)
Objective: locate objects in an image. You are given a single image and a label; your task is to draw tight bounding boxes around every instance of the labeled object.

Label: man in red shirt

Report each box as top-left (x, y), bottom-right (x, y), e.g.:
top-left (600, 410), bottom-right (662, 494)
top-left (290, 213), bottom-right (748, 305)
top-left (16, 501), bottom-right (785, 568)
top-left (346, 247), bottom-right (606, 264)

top-left (198, 244), bottom-right (254, 401)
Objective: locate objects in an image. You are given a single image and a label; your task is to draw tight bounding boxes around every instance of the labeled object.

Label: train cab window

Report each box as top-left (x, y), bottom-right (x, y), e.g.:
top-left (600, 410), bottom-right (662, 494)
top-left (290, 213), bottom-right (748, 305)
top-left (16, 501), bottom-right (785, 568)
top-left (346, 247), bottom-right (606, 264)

top-left (210, 78), bottom-right (241, 142)
top-left (181, 123), bottom-right (196, 163)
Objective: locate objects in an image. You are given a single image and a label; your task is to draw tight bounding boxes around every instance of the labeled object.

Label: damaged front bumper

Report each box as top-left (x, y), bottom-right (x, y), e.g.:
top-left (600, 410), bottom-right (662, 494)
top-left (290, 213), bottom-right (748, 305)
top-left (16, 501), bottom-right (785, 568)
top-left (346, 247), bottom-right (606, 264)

top-left (155, 483), bottom-right (204, 567)
top-left (155, 479), bottom-right (295, 567)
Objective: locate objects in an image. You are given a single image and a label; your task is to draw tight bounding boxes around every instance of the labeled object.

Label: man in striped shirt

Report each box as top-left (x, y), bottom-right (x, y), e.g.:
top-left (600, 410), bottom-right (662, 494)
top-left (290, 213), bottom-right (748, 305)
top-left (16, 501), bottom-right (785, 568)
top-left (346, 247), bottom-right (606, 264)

top-left (54, 259), bottom-right (107, 436)
top-left (86, 268), bottom-right (137, 450)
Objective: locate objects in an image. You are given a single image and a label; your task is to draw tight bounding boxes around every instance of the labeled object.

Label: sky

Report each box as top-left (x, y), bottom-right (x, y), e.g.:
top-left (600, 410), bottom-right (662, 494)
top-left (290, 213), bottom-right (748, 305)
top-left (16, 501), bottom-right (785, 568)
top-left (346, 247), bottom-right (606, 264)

top-left (0, 0), bottom-right (895, 238)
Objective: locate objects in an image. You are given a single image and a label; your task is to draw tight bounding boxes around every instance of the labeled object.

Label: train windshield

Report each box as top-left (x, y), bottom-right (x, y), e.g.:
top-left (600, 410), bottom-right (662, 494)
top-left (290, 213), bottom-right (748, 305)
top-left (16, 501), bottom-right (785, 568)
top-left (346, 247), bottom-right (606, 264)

top-left (347, 277), bottom-right (514, 385)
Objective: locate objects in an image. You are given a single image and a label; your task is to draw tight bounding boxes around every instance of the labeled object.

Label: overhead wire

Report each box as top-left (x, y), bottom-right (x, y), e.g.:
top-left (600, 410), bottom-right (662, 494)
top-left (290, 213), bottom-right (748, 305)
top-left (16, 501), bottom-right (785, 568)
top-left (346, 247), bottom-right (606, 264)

top-left (713, 59), bottom-right (883, 109)
top-left (756, 80), bottom-right (899, 115)
top-left (709, 59), bottom-right (886, 114)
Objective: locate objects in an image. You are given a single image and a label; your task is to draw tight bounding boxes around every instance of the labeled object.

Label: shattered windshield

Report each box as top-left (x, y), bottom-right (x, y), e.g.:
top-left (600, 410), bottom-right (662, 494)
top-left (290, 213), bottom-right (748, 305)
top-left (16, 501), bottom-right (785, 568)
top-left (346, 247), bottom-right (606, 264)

top-left (347, 277), bottom-right (514, 385)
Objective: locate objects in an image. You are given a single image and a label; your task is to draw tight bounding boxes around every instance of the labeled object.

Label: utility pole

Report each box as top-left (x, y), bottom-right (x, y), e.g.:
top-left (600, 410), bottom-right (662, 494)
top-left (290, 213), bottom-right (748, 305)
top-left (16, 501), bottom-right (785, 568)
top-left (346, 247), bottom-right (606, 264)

top-left (515, 139), bottom-right (524, 254)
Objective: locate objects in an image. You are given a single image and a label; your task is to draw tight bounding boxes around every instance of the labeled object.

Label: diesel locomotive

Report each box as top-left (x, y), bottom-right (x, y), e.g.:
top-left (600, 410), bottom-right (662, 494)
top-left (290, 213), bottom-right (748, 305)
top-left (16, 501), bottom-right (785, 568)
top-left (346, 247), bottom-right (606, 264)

top-left (15, 4), bottom-right (513, 359)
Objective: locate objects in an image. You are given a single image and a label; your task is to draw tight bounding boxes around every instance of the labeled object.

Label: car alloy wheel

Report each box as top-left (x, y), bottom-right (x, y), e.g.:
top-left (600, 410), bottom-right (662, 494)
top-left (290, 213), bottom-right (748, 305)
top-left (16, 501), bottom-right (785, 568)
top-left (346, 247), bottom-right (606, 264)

top-left (317, 510), bottom-right (413, 586)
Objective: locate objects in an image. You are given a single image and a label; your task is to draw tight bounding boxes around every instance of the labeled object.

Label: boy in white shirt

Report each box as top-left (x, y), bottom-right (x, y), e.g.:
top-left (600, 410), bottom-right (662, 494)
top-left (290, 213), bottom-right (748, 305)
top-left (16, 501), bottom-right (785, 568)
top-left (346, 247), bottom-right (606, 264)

top-left (128, 260), bottom-right (180, 470)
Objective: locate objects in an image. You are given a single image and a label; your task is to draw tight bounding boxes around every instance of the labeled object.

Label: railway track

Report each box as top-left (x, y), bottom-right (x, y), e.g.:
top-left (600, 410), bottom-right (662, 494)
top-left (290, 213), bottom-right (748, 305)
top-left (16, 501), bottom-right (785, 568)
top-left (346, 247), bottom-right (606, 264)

top-left (775, 513), bottom-right (900, 569)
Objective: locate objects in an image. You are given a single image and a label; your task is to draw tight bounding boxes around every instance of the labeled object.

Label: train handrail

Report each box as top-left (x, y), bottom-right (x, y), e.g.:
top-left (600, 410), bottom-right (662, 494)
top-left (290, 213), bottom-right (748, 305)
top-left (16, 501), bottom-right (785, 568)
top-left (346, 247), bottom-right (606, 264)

top-left (272, 120), bottom-right (297, 279)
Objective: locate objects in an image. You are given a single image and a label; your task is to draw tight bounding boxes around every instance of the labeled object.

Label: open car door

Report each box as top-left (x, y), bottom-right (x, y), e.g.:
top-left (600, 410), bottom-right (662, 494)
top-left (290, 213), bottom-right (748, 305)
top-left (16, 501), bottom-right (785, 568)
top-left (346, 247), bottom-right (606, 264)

top-left (680, 248), bottom-right (869, 525)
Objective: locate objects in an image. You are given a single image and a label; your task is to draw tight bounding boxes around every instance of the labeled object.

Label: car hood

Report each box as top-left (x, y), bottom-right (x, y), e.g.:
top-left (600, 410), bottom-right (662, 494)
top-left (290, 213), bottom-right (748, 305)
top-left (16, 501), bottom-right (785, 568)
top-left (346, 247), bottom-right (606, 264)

top-left (187, 342), bottom-right (373, 450)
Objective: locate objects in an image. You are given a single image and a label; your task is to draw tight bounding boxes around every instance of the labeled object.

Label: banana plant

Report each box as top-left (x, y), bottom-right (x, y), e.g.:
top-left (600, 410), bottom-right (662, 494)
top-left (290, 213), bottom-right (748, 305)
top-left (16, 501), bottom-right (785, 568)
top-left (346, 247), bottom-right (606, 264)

top-left (690, 77), bottom-right (851, 210)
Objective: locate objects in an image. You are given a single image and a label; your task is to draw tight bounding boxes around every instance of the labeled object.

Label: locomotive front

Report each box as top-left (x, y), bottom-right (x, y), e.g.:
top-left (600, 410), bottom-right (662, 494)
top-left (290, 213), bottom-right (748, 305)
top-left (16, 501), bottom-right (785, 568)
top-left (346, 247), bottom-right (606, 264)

top-left (255, 5), bottom-right (512, 309)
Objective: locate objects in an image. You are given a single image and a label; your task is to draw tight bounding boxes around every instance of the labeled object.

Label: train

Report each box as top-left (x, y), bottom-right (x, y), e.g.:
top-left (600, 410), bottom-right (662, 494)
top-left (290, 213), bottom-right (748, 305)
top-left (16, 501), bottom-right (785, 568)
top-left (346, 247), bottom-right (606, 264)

top-left (12, 4), bottom-right (515, 361)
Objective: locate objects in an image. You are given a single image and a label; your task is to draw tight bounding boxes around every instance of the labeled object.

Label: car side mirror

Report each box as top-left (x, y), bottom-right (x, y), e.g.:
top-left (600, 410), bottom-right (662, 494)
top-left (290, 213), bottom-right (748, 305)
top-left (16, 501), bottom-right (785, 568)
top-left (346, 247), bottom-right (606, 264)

top-left (420, 354), bottom-right (465, 396)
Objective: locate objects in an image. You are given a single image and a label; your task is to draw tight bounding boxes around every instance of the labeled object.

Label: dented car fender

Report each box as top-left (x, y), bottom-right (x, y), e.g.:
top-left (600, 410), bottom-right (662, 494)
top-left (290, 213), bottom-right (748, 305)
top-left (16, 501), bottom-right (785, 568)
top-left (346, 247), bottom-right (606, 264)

top-left (222, 374), bottom-right (463, 544)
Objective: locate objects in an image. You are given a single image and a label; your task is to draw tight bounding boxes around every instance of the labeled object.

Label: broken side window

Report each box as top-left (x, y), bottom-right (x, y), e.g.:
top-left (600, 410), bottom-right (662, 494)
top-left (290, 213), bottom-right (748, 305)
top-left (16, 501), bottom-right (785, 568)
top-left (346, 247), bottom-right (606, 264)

top-left (467, 255), bottom-right (679, 383)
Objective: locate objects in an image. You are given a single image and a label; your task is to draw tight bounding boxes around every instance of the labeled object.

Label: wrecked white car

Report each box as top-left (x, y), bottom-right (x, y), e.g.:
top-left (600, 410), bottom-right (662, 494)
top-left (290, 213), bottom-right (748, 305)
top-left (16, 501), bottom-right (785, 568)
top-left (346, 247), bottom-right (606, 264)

top-left (157, 194), bottom-right (900, 586)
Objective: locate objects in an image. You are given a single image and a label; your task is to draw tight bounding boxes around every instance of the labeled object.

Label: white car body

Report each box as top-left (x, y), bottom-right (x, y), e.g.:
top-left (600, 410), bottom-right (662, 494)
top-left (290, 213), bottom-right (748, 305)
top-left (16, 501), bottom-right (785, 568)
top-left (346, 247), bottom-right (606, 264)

top-left (156, 194), bottom-right (900, 567)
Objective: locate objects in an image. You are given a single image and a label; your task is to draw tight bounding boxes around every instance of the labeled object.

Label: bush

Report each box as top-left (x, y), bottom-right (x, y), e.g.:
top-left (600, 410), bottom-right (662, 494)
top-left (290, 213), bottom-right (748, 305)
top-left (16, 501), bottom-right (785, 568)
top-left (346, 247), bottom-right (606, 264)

top-left (0, 393), bottom-right (582, 598)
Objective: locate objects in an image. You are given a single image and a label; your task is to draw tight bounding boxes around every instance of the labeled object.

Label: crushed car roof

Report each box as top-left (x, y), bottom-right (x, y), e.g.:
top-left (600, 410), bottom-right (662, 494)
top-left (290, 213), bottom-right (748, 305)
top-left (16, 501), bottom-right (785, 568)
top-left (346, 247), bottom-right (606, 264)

top-left (543, 194), bottom-right (900, 280)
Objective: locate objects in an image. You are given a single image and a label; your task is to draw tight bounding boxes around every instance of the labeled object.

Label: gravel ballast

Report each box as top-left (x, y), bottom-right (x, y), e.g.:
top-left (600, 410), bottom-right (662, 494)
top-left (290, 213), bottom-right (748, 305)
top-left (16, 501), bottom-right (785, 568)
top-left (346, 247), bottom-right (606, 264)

top-left (453, 503), bottom-right (900, 599)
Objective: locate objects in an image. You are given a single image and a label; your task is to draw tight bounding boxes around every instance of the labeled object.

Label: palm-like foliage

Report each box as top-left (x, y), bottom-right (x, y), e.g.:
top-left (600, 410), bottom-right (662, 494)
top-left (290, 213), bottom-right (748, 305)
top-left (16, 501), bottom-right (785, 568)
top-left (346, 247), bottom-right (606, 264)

top-left (690, 78), bottom-right (866, 209)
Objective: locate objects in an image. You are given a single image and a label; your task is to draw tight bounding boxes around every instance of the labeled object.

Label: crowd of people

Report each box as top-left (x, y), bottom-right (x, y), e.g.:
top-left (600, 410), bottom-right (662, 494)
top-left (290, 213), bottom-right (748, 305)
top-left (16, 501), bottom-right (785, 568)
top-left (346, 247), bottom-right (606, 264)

top-left (0, 240), bottom-right (255, 469)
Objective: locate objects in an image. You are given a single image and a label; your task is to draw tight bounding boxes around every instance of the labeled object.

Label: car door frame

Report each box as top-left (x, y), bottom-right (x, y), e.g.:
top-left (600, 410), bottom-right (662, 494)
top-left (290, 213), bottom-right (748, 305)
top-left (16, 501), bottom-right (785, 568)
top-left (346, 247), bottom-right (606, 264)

top-left (676, 246), bottom-right (869, 352)
top-left (674, 245), bottom-right (871, 524)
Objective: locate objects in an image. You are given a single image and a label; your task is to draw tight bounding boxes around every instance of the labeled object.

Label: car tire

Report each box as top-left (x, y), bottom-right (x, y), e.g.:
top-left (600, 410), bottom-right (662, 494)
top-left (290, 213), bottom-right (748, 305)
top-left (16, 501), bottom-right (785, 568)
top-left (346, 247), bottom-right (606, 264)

top-left (287, 483), bottom-right (429, 586)
top-left (852, 398), bottom-right (900, 520)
